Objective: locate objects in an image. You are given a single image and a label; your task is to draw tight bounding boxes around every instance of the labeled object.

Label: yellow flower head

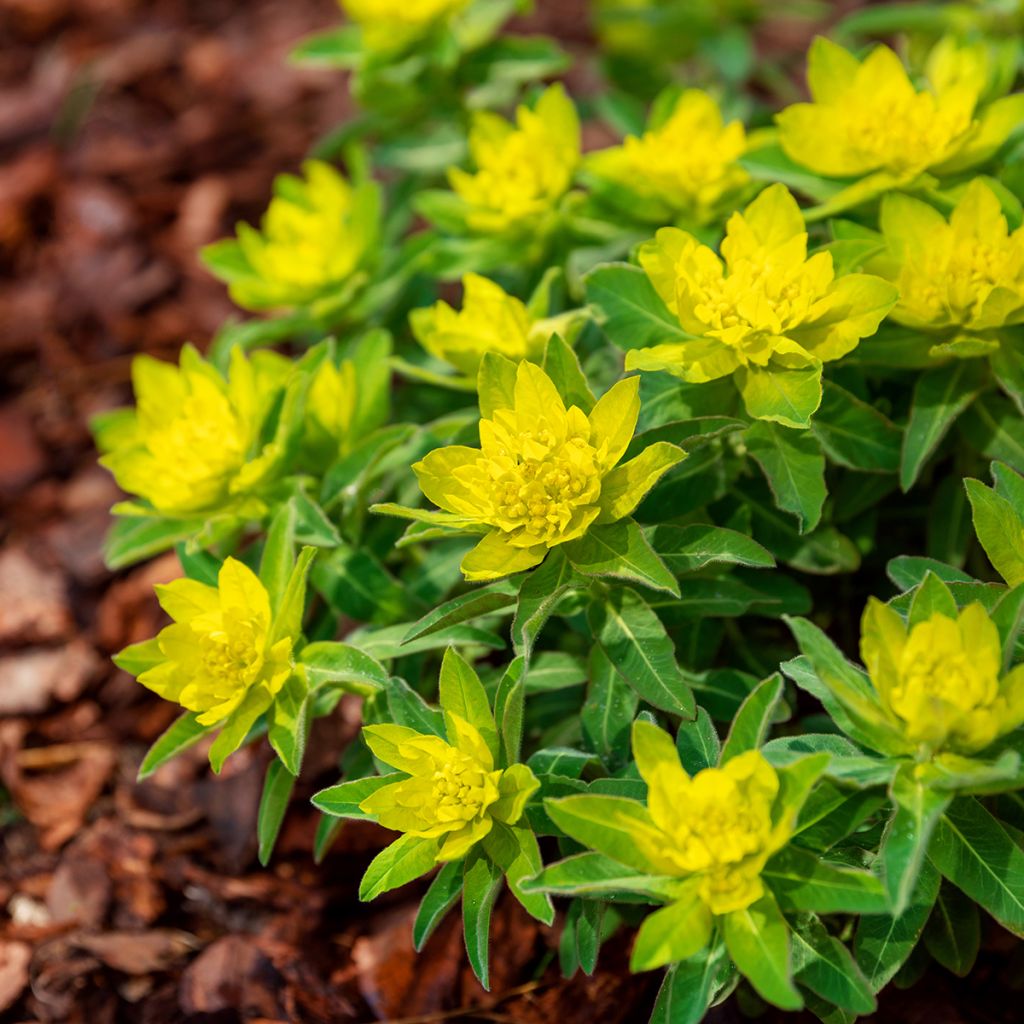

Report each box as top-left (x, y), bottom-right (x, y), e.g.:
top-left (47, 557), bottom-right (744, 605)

top-left (776, 36), bottom-right (1024, 181)
top-left (340, 0), bottom-right (469, 51)
top-left (303, 357), bottom-right (359, 469)
top-left (413, 361), bottom-right (653, 580)
top-left (204, 161), bottom-right (380, 312)
top-left (447, 84), bottom-right (580, 236)
top-left (861, 598), bottom-right (1024, 754)
top-left (359, 717), bottom-right (538, 861)
top-left (626, 184), bottom-right (896, 423)
top-left (872, 180), bottom-right (1024, 335)
top-left (99, 346), bottom-right (289, 518)
top-left (585, 89), bottom-right (750, 225)
top-left (410, 274), bottom-right (552, 376)
top-left (631, 724), bottom-right (789, 915)
top-left (137, 558), bottom-right (293, 727)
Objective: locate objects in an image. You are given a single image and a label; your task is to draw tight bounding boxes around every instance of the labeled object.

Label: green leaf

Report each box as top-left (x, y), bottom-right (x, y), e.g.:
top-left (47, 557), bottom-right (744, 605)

top-left (565, 520), bottom-right (679, 597)
top-left (267, 672), bottom-right (310, 776)
top-left (575, 899), bottom-right (604, 975)
top-left (811, 381), bottom-right (902, 473)
top-left (494, 657), bottom-right (526, 766)
top-left (104, 515), bottom-right (203, 570)
top-left (312, 773), bottom-right (402, 819)
top-left (270, 547), bottom-right (316, 646)
top-left (923, 881), bottom-right (981, 977)
top-left (462, 851), bottom-right (504, 990)
top-left (402, 579), bottom-right (519, 643)
top-left (581, 644), bottom-right (638, 770)
top-left (597, 443), bottom-right (688, 524)
top-left (545, 794), bottom-right (666, 874)
top-left (855, 858), bottom-right (940, 992)
top-left (299, 641), bottom-right (388, 694)
top-left (385, 676), bottom-right (446, 738)
top-left (523, 851), bottom-right (682, 900)
top-left (631, 890), bottom-right (713, 971)
top-left (257, 760), bottom-right (296, 867)
top-left (289, 25), bottom-right (362, 67)
top-left (745, 421), bottom-right (826, 532)
top-left (477, 351), bottom-right (518, 418)
top-left (651, 524), bottom-right (775, 574)
top-left (542, 333), bottom-right (595, 413)
top-left (882, 772), bottom-right (949, 909)
top-left (736, 363), bottom-right (823, 429)
top-left (929, 796), bottom-right (1024, 937)
top-left (208, 685), bottom-right (272, 774)
top-left (649, 943), bottom-right (732, 1024)
top-left (512, 549), bottom-right (581, 659)
top-left (588, 588), bottom-right (696, 717)
top-left (720, 673), bottom-right (784, 764)
top-left (791, 914), bottom-right (876, 1015)
top-left (137, 711), bottom-right (214, 781)
top-left (765, 846), bottom-right (889, 915)
top-left (964, 476), bottom-right (1024, 586)
top-left (360, 833), bottom-right (441, 902)
top-left (438, 648), bottom-right (498, 757)
top-left (675, 708), bottom-right (721, 775)
top-left (900, 360), bottom-right (984, 491)
top-left (482, 823), bottom-right (554, 925)
top-left (259, 499), bottom-right (297, 616)
top-left (723, 892), bottom-right (803, 1010)
top-left (907, 571), bottom-right (958, 627)
top-left (413, 860), bottom-right (464, 951)
top-left (585, 263), bottom-right (689, 350)
top-left (886, 555), bottom-right (974, 591)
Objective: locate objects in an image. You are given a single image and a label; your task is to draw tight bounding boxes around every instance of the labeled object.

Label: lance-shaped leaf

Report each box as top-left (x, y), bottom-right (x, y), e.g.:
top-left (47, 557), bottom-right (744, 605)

top-left (720, 673), bottom-right (784, 764)
top-left (360, 834), bottom-right (441, 901)
top-left (596, 442), bottom-right (687, 524)
top-left (791, 913), bottom-right (876, 1016)
top-left (566, 520), bottom-right (679, 596)
top-left (588, 588), bottom-right (696, 717)
top-left (745, 421), bottom-right (826, 533)
top-left (462, 851), bottom-right (504, 990)
top-left (764, 846), bottom-right (889, 915)
top-left (631, 886), bottom-right (713, 971)
top-left (723, 892), bottom-right (803, 1010)
top-left (438, 648), bottom-right (498, 760)
top-left (413, 860), bottom-right (463, 951)
top-left (964, 474), bottom-right (1024, 587)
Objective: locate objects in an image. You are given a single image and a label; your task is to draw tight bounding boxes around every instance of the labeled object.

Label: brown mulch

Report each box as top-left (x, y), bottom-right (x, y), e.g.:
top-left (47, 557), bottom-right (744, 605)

top-left (0, 1), bottom-right (1021, 1021)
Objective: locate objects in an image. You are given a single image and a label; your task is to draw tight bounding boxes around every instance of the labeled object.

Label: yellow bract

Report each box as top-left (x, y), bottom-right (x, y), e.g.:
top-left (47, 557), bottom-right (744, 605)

top-left (340, 0), bottom-right (469, 51)
top-left (585, 89), bottom-right (750, 224)
top-left (303, 357), bottom-right (359, 469)
top-left (99, 346), bottom-right (288, 518)
top-left (777, 36), bottom-right (1024, 181)
top-left (359, 718), bottom-right (537, 861)
top-left (414, 361), bottom-right (641, 580)
top-left (627, 184), bottom-right (896, 383)
top-left (410, 273), bottom-right (548, 376)
top-left (633, 738), bottom-right (788, 915)
top-left (209, 160), bottom-right (379, 311)
top-left (138, 558), bottom-right (293, 727)
top-left (861, 598), bottom-right (1024, 754)
top-left (448, 84), bottom-right (580, 235)
top-left (872, 179), bottom-right (1024, 335)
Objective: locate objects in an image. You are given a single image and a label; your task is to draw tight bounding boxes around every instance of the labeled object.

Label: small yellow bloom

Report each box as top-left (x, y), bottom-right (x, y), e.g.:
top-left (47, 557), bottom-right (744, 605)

top-left (632, 741), bottom-right (786, 915)
top-left (777, 36), bottom-right (1024, 181)
top-left (136, 558), bottom-right (294, 727)
top-left (413, 361), bottom-right (661, 580)
top-left (359, 718), bottom-right (538, 861)
top-left (447, 84), bottom-right (580, 236)
top-left (626, 184), bottom-right (897, 424)
top-left (340, 0), bottom-right (469, 52)
top-left (585, 89), bottom-right (750, 225)
top-left (861, 598), bottom-right (1024, 754)
top-left (410, 273), bottom-right (570, 376)
top-left (203, 160), bottom-right (380, 312)
top-left (871, 179), bottom-right (1024, 337)
top-left (99, 346), bottom-right (288, 518)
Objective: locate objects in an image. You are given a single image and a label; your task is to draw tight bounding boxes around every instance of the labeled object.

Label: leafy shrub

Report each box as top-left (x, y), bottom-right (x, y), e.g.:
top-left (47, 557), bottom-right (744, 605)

top-left (100, 1), bottom-right (1024, 1019)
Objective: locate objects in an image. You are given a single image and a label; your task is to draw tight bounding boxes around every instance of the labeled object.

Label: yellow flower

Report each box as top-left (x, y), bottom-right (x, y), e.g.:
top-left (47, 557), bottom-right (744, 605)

top-left (411, 360), bottom-right (680, 580)
top-left (359, 717), bottom-right (538, 861)
top-left (871, 179), bottom-right (1024, 338)
top-left (632, 736), bottom-right (787, 915)
top-left (303, 357), bottom-right (359, 470)
top-left (861, 598), bottom-right (1024, 755)
top-left (776, 36), bottom-right (1024, 182)
top-left (410, 273), bottom-right (572, 376)
top-left (447, 84), bottom-right (580, 236)
top-left (340, 0), bottom-right (469, 52)
top-left (135, 558), bottom-right (293, 727)
top-left (584, 89), bottom-right (750, 225)
top-left (99, 346), bottom-right (289, 518)
top-left (626, 184), bottom-right (897, 426)
top-left (202, 160), bottom-right (380, 312)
